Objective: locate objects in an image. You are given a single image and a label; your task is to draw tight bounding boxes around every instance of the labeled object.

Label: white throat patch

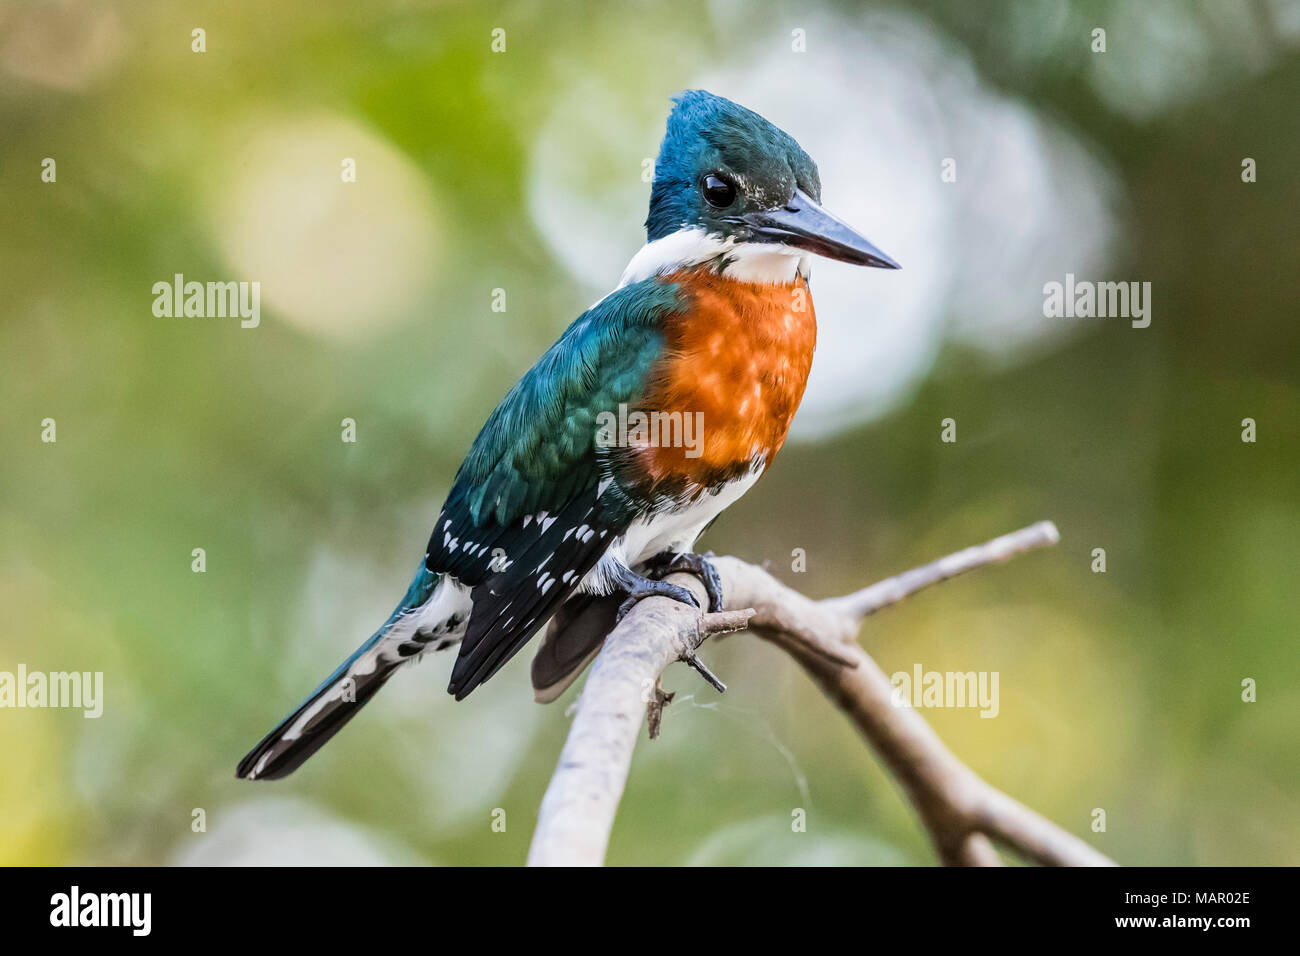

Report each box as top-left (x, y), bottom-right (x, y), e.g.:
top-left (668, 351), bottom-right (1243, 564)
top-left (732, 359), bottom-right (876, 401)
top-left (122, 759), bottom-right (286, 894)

top-left (618, 227), bottom-right (811, 287)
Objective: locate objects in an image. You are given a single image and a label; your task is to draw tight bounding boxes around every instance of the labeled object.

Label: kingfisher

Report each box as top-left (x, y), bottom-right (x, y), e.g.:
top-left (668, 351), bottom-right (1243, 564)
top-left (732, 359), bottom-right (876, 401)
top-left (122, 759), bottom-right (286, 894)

top-left (237, 90), bottom-right (898, 781)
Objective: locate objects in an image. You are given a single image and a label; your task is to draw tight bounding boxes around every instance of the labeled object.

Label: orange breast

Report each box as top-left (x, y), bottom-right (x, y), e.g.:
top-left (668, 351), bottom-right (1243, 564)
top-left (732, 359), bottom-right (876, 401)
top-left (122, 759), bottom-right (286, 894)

top-left (637, 269), bottom-right (817, 488)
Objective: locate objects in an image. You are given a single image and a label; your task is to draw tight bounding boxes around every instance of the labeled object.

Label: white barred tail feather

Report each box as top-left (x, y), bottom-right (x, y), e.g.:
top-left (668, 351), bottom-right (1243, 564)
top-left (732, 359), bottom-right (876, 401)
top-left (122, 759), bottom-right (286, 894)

top-left (235, 638), bottom-right (404, 781)
top-left (236, 565), bottom-right (467, 781)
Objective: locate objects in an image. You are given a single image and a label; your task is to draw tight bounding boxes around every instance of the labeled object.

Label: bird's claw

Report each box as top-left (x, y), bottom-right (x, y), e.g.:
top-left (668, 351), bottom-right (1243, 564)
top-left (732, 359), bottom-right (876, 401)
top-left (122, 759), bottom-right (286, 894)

top-left (611, 558), bottom-right (726, 694)
top-left (614, 576), bottom-right (700, 623)
top-left (641, 551), bottom-right (725, 613)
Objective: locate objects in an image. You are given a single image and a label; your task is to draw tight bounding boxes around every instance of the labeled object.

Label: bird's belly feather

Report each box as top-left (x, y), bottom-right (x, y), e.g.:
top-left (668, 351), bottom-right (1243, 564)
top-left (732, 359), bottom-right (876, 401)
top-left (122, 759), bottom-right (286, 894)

top-left (634, 269), bottom-right (816, 490)
top-left (580, 464), bottom-right (763, 595)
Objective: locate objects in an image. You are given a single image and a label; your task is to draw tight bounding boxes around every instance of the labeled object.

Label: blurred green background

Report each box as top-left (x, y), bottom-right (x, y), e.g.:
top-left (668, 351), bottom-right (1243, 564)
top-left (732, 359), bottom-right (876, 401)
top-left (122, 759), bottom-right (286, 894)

top-left (2, 0), bottom-right (1297, 865)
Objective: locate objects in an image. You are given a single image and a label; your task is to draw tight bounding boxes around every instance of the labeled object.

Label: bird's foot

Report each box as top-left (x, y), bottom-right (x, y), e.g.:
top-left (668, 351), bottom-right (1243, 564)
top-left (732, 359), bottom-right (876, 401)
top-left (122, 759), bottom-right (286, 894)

top-left (612, 566), bottom-right (700, 623)
top-left (611, 560), bottom-right (726, 695)
top-left (641, 550), bottom-right (725, 613)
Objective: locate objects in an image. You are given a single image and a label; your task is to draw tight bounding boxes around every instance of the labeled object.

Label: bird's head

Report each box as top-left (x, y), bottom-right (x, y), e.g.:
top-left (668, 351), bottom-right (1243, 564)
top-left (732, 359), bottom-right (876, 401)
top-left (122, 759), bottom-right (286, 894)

top-left (645, 90), bottom-right (898, 270)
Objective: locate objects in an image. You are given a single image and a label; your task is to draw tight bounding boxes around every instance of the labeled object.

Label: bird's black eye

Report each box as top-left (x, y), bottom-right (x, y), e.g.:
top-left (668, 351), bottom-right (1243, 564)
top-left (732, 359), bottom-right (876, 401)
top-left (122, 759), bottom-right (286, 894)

top-left (701, 173), bottom-right (736, 208)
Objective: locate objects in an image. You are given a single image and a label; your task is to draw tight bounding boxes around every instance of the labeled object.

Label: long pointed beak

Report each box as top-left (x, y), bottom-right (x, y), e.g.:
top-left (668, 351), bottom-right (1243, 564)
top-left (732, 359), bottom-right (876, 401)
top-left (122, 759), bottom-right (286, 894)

top-left (742, 188), bottom-right (900, 269)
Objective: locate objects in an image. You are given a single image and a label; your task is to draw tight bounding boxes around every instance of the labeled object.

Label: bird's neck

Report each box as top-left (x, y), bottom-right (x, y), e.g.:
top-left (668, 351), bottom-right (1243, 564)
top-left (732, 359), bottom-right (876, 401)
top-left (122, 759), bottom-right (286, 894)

top-left (618, 226), bottom-right (811, 287)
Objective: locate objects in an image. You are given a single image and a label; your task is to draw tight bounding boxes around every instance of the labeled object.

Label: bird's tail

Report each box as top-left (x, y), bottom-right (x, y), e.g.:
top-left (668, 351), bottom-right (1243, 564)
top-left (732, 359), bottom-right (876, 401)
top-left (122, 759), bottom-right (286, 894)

top-left (236, 563), bottom-right (447, 781)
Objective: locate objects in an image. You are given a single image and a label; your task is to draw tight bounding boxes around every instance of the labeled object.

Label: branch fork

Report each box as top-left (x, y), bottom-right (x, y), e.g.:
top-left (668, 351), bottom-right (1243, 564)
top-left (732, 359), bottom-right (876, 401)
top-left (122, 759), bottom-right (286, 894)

top-left (527, 521), bottom-right (1114, 868)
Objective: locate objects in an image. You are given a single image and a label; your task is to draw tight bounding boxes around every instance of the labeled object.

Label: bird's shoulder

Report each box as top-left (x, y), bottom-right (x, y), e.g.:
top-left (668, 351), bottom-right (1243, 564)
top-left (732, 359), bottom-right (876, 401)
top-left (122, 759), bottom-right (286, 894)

top-left (443, 276), bottom-right (688, 527)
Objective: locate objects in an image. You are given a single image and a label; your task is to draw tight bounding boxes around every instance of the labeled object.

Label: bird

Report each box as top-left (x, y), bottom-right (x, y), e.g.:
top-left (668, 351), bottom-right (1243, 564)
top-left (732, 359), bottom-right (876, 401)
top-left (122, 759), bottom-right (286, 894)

top-left (236, 89), bottom-right (898, 781)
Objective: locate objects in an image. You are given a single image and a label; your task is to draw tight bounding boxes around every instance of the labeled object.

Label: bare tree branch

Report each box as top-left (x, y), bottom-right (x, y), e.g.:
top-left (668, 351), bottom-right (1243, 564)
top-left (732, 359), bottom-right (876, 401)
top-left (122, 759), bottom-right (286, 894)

top-left (527, 521), bottom-right (1115, 867)
top-left (827, 520), bottom-right (1061, 622)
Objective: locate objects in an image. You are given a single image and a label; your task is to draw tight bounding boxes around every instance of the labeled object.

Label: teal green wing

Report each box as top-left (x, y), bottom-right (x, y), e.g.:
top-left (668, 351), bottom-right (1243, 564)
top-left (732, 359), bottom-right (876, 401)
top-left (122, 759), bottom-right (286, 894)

top-left (424, 278), bottom-right (687, 698)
